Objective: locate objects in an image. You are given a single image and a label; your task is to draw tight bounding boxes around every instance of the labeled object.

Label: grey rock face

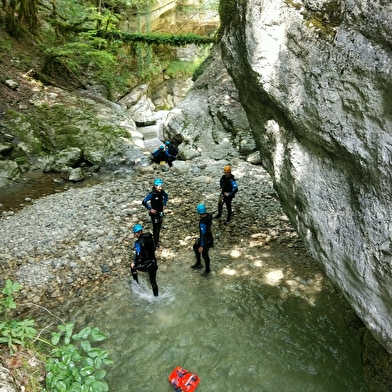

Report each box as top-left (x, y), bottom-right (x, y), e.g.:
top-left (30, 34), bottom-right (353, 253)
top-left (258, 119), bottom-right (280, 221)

top-left (164, 46), bottom-right (256, 159)
top-left (0, 160), bottom-right (20, 187)
top-left (220, 0), bottom-right (392, 353)
top-left (0, 363), bottom-right (16, 392)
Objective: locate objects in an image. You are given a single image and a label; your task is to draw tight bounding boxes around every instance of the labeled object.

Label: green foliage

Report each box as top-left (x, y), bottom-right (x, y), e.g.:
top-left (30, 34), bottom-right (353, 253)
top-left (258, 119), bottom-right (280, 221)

top-left (0, 279), bottom-right (21, 311)
top-left (0, 318), bottom-right (37, 353)
top-left (0, 280), bottom-right (113, 391)
top-left (43, 323), bottom-right (113, 392)
top-left (165, 60), bottom-right (200, 78)
top-left (43, 40), bottom-right (119, 94)
top-left (104, 31), bottom-right (216, 46)
top-left (0, 279), bottom-right (36, 353)
top-left (0, 35), bottom-right (12, 56)
top-left (192, 52), bottom-right (214, 82)
top-left (2, 0), bottom-right (215, 96)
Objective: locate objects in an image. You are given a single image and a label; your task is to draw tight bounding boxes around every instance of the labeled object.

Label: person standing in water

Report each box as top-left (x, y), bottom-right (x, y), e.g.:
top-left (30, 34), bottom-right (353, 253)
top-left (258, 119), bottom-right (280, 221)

top-left (131, 224), bottom-right (159, 296)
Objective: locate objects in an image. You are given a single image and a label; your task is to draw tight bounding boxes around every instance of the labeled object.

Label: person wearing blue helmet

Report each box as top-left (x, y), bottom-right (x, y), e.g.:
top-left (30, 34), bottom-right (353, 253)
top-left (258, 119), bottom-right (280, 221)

top-left (142, 178), bottom-right (169, 247)
top-left (165, 140), bottom-right (179, 168)
top-left (151, 145), bottom-right (167, 164)
top-left (131, 224), bottom-right (159, 296)
top-left (191, 203), bottom-right (214, 276)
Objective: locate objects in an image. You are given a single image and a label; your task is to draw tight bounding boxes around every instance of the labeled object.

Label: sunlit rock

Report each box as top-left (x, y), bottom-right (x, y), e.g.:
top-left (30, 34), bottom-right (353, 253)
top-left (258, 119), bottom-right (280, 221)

top-left (220, 0), bottom-right (392, 355)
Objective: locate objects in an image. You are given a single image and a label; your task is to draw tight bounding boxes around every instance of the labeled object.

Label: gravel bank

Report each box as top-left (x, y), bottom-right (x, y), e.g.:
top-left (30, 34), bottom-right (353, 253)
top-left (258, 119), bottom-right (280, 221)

top-left (0, 156), bottom-right (303, 316)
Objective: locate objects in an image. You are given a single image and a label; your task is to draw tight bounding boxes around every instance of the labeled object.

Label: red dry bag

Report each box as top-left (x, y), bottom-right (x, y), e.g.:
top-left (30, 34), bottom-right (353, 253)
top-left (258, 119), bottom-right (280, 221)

top-left (168, 366), bottom-right (200, 392)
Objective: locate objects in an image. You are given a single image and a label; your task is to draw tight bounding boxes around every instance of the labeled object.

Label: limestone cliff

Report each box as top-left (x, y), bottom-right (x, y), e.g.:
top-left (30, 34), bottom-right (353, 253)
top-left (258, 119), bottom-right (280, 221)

top-left (220, 0), bottom-right (392, 353)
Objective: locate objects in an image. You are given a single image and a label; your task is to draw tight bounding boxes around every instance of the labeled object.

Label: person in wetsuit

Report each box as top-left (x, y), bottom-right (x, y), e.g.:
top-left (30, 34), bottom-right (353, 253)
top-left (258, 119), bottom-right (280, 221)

top-left (131, 224), bottom-right (159, 296)
top-left (151, 145), bottom-right (167, 164)
top-left (191, 203), bottom-right (214, 277)
top-left (142, 178), bottom-right (168, 247)
top-left (165, 140), bottom-right (179, 168)
top-left (213, 165), bottom-right (238, 224)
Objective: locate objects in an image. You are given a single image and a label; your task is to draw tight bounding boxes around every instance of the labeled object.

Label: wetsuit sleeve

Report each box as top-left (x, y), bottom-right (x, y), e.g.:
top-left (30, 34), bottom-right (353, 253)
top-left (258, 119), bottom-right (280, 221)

top-left (199, 222), bottom-right (207, 247)
top-left (142, 193), bottom-right (152, 210)
top-left (163, 191), bottom-right (169, 206)
top-left (229, 179), bottom-right (238, 197)
top-left (219, 176), bottom-right (223, 190)
top-left (134, 242), bottom-right (141, 264)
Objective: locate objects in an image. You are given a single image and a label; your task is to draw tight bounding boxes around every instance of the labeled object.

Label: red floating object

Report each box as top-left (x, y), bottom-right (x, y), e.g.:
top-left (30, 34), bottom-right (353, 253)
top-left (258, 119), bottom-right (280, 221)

top-left (168, 366), bottom-right (200, 392)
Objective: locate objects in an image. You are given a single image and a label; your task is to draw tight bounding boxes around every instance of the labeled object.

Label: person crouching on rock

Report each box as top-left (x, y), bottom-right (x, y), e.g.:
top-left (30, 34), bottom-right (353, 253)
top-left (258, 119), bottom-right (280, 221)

top-left (131, 224), bottom-right (159, 297)
top-left (151, 145), bottom-right (167, 164)
top-left (165, 140), bottom-right (179, 168)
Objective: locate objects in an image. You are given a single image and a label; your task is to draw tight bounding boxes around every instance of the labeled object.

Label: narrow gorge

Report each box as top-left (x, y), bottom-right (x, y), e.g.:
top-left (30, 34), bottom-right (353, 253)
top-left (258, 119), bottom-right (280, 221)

top-left (1, 0), bottom-right (392, 390)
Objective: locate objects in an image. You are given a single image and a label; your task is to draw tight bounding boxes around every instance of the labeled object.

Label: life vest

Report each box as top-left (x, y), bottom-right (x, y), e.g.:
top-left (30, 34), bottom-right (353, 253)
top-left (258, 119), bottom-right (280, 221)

top-left (168, 366), bottom-right (200, 392)
top-left (149, 189), bottom-right (165, 211)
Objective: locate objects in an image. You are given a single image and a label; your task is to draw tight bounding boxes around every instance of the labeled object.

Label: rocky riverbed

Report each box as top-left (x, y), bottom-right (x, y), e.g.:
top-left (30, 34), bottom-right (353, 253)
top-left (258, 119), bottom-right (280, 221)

top-left (0, 154), bottom-right (308, 316)
top-left (1, 152), bottom-right (382, 391)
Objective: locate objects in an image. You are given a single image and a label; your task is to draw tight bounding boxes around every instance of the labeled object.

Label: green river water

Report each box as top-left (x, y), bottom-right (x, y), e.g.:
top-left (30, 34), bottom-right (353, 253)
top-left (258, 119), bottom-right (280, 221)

top-left (71, 252), bottom-right (369, 392)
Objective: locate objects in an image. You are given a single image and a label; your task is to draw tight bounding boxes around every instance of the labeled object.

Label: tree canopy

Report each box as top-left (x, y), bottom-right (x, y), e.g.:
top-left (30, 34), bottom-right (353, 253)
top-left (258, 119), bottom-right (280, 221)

top-left (0, 0), bottom-right (218, 97)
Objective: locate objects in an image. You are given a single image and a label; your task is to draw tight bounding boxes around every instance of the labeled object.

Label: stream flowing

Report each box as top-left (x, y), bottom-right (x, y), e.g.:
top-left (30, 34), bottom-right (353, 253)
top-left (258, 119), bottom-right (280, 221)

top-left (1, 127), bottom-right (369, 391)
top-left (71, 253), bottom-right (369, 392)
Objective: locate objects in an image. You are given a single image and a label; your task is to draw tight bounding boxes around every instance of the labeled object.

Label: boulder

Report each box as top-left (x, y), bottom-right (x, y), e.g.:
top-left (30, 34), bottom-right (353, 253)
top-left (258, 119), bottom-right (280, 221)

top-left (0, 160), bottom-right (20, 187)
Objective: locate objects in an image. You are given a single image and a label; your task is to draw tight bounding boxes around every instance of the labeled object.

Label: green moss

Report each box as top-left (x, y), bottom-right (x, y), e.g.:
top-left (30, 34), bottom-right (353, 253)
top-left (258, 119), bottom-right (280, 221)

top-left (2, 110), bottom-right (45, 155)
top-left (284, 0), bottom-right (302, 10)
top-left (304, 17), bottom-right (337, 41)
top-left (218, 0), bottom-right (238, 38)
top-left (165, 60), bottom-right (201, 78)
top-left (285, 0), bottom-right (343, 42)
top-left (0, 35), bottom-right (12, 56)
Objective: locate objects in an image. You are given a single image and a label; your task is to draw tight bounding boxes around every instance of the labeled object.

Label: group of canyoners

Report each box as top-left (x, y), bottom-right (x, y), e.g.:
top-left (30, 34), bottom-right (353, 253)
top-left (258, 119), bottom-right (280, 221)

top-left (151, 141), bottom-right (179, 167)
top-left (131, 165), bottom-right (239, 296)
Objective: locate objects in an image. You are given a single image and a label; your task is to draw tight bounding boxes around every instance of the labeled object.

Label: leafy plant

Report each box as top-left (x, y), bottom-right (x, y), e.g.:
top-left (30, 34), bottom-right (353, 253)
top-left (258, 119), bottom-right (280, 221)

top-left (0, 280), bottom-right (113, 391)
top-left (0, 279), bottom-right (37, 353)
top-left (43, 323), bottom-right (113, 392)
top-left (0, 279), bottom-right (21, 311)
top-left (165, 60), bottom-right (200, 78)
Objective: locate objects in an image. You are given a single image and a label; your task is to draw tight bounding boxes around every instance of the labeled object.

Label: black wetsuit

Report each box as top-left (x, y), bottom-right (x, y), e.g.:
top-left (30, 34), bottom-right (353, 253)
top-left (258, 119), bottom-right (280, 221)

top-left (142, 187), bottom-right (168, 246)
top-left (165, 144), bottom-right (178, 167)
top-left (131, 232), bottom-right (158, 296)
top-left (151, 149), bottom-right (167, 164)
top-left (216, 174), bottom-right (238, 222)
top-left (193, 213), bottom-right (214, 273)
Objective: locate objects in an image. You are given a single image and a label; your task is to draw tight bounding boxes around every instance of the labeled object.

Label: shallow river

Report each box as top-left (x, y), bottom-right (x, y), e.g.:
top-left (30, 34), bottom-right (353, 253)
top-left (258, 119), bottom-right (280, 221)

top-left (0, 166), bottom-right (369, 392)
top-left (71, 252), bottom-right (369, 392)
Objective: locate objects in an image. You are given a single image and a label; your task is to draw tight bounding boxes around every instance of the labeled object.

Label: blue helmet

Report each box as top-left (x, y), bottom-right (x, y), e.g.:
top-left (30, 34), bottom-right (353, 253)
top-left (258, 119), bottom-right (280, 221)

top-left (159, 145), bottom-right (164, 150)
top-left (196, 204), bottom-right (206, 214)
top-left (165, 140), bottom-right (170, 146)
top-left (133, 224), bottom-right (143, 233)
top-left (154, 178), bottom-right (163, 187)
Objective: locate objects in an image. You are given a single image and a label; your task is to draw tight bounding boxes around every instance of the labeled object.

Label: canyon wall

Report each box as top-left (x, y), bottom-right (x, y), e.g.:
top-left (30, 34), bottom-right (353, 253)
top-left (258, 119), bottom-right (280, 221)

top-left (220, 0), bottom-right (392, 352)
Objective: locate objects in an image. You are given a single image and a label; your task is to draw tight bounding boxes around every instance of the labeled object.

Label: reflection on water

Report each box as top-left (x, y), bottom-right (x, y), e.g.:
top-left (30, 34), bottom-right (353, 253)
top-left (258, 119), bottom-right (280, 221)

top-left (72, 257), bottom-right (369, 392)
